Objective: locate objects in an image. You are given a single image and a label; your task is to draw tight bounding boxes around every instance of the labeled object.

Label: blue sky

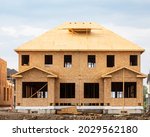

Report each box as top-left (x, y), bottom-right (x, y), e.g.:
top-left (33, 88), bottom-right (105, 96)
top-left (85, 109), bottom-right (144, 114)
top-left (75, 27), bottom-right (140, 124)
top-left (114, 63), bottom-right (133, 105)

top-left (0, 0), bottom-right (150, 78)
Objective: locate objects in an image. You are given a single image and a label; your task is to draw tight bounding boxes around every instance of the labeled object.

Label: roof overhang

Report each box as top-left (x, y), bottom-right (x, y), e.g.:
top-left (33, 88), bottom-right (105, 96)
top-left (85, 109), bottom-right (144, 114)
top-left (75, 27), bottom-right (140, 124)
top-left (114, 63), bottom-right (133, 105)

top-left (15, 49), bottom-right (145, 53)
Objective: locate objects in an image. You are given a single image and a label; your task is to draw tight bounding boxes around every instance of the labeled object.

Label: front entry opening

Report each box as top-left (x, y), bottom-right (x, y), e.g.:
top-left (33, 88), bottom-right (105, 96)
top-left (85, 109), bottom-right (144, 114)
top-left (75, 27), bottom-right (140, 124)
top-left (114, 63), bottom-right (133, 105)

top-left (22, 82), bottom-right (48, 98)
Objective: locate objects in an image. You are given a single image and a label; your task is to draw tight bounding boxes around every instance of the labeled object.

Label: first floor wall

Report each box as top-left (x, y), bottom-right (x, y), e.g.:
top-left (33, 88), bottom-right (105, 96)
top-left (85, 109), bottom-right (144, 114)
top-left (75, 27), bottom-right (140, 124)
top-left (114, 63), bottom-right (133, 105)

top-left (103, 78), bottom-right (143, 107)
top-left (15, 77), bottom-right (143, 109)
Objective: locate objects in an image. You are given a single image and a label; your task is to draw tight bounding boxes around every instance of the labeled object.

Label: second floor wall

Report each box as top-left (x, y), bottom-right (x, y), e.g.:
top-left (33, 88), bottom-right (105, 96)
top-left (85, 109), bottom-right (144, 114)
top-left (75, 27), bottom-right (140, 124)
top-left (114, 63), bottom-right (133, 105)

top-left (18, 51), bottom-right (141, 78)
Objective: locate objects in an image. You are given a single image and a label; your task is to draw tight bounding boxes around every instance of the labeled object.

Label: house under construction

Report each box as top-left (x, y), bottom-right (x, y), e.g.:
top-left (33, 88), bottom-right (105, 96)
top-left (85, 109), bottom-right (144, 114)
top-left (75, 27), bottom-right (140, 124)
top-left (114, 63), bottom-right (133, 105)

top-left (0, 58), bottom-right (14, 110)
top-left (13, 22), bottom-right (146, 114)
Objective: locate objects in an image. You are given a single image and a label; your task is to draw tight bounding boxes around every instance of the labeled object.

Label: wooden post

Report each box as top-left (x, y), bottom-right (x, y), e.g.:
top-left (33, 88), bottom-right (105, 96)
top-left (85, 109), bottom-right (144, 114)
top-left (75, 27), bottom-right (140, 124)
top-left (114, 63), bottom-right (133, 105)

top-left (122, 68), bottom-right (125, 112)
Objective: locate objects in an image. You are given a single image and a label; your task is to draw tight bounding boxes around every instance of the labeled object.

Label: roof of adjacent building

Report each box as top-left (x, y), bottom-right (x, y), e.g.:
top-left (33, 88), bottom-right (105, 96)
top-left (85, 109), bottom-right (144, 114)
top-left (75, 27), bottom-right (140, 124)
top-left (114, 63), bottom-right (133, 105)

top-left (0, 58), bottom-right (6, 64)
top-left (15, 22), bottom-right (144, 52)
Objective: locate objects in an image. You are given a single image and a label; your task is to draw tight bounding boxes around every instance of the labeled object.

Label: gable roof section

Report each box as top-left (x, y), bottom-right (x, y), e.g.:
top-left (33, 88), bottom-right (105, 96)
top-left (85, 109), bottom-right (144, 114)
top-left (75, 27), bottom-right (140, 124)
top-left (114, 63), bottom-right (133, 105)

top-left (15, 22), bottom-right (144, 52)
top-left (101, 66), bottom-right (146, 78)
top-left (13, 66), bottom-right (57, 78)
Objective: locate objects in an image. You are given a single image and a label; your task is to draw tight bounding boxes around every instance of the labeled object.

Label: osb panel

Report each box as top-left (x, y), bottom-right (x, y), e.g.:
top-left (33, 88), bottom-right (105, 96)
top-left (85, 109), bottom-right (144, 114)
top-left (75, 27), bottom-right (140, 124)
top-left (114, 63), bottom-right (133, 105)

top-left (21, 68), bottom-right (48, 81)
top-left (22, 98), bottom-right (50, 106)
top-left (16, 77), bottom-right (56, 106)
top-left (104, 78), bottom-right (143, 106)
top-left (16, 79), bottom-right (22, 104)
top-left (15, 51), bottom-right (144, 107)
top-left (110, 98), bottom-right (142, 106)
top-left (0, 59), bottom-right (14, 107)
top-left (18, 51), bottom-right (141, 76)
top-left (111, 69), bottom-right (138, 81)
top-left (15, 22), bottom-right (144, 52)
top-left (54, 78), bottom-right (103, 104)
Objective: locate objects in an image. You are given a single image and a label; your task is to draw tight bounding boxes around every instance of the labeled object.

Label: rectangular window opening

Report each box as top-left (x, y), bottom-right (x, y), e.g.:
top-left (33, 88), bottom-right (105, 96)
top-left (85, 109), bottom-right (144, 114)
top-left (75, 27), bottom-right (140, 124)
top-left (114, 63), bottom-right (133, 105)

top-left (64, 55), bottom-right (72, 68)
top-left (45, 55), bottom-right (53, 65)
top-left (88, 55), bottom-right (96, 68)
top-left (3, 87), bottom-right (6, 101)
top-left (107, 55), bottom-right (115, 67)
top-left (21, 55), bottom-right (29, 66)
top-left (60, 83), bottom-right (75, 98)
top-left (130, 55), bottom-right (138, 66)
top-left (22, 82), bottom-right (48, 98)
top-left (124, 82), bottom-right (136, 98)
top-left (111, 82), bottom-right (123, 98)
top-left (84, 83), bottom-right (99, 98)
top-left (7, 88), bottom-right (9, 101)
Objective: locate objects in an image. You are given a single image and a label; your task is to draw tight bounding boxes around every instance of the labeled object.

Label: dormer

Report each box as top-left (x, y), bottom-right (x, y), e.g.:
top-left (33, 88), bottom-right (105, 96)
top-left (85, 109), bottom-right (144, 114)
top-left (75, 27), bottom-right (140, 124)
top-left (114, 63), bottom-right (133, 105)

top-left (61, 22), bottom-right (101, 34)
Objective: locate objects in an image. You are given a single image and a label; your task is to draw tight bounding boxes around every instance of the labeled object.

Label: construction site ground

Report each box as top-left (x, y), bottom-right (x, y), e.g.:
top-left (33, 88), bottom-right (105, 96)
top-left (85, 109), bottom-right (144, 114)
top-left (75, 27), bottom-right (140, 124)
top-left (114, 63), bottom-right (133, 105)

top-left (0, 111), bottom-right (150, 120)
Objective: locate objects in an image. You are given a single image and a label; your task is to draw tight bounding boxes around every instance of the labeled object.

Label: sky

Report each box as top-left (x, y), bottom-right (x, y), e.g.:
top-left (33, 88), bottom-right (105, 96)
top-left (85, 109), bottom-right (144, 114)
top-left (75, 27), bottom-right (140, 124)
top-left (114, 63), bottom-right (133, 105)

top-left (0, 0), bottom-right (150, 81)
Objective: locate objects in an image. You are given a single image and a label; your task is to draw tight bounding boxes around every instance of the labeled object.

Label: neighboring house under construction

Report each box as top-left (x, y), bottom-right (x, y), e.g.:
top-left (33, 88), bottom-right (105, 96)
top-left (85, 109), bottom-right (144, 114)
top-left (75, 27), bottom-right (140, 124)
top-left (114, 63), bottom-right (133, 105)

top-left (13, 22), bottom-right (146, 114)
top-left (0, 58), bottom-right (14, 110)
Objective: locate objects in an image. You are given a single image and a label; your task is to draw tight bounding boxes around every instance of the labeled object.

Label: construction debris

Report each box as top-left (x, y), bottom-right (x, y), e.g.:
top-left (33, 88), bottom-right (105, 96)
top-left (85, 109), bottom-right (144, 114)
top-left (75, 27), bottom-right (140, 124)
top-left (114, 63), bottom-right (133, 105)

top-left (0, 111), bottom-right (150, 120)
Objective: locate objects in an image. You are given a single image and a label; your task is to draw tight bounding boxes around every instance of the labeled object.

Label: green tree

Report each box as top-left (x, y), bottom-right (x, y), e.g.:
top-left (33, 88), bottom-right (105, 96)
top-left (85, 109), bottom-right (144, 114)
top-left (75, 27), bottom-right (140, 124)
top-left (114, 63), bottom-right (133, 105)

top-left (143, 85), bottom-right (148, 110)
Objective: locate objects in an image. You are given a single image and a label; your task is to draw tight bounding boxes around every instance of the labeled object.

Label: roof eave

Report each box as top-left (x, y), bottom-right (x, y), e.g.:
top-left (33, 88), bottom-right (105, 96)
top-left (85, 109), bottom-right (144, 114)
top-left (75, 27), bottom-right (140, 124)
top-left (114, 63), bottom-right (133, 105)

top-left (15, 49), bottom-right (145, 52)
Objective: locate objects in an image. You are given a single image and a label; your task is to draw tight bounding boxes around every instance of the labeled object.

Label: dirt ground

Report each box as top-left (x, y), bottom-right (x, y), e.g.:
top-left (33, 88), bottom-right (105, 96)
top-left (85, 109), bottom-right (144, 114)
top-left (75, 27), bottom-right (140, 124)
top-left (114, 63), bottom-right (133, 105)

top-left (0, 111), bottom-right (150, 120)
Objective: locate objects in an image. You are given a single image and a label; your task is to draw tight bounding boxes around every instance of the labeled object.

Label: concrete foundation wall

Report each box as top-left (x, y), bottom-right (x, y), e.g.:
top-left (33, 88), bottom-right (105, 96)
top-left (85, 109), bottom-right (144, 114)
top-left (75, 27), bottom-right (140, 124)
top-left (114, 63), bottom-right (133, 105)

top-left (15, 106), bottom-right (143, 114)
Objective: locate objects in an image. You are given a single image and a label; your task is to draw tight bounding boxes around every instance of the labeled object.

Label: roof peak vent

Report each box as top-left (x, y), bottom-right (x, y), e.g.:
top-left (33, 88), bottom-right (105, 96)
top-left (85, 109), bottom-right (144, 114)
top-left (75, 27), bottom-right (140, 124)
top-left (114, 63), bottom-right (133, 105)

top-left (68, 28), bottom-right (91, 33)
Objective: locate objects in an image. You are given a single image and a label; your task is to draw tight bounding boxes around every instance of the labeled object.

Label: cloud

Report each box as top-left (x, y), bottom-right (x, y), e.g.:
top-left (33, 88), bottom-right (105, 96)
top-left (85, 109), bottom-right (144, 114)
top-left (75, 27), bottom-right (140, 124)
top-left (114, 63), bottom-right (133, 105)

top-left (0, 25), bottom-right (47, 38)
top-left (105, 24), bottom-right (150, 47)
top-left (0, 42), bottom-right (3, 45)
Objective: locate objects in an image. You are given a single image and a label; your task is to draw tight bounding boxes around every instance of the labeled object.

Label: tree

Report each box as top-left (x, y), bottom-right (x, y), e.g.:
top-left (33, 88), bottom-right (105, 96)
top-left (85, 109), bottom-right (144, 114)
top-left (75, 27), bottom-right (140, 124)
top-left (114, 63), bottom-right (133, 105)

top-left (143, 85), bottom-right (148, 110)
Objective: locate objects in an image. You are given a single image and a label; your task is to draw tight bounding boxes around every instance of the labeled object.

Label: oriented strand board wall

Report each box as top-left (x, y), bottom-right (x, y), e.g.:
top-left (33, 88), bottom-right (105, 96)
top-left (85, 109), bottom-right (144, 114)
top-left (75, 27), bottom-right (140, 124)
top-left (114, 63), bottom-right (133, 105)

top-left (18, 51), bottom-right (141, 76)
top-left (0, 59), bottom-right (7, 106)
top-left (0, 58), bottom-right (14, 107)
top-left (15, 51), bottom-right (143, 107)
top-left (104, 69), bottom-right (143, 106)
top-left (16, 68), bottom-right (55, 106)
